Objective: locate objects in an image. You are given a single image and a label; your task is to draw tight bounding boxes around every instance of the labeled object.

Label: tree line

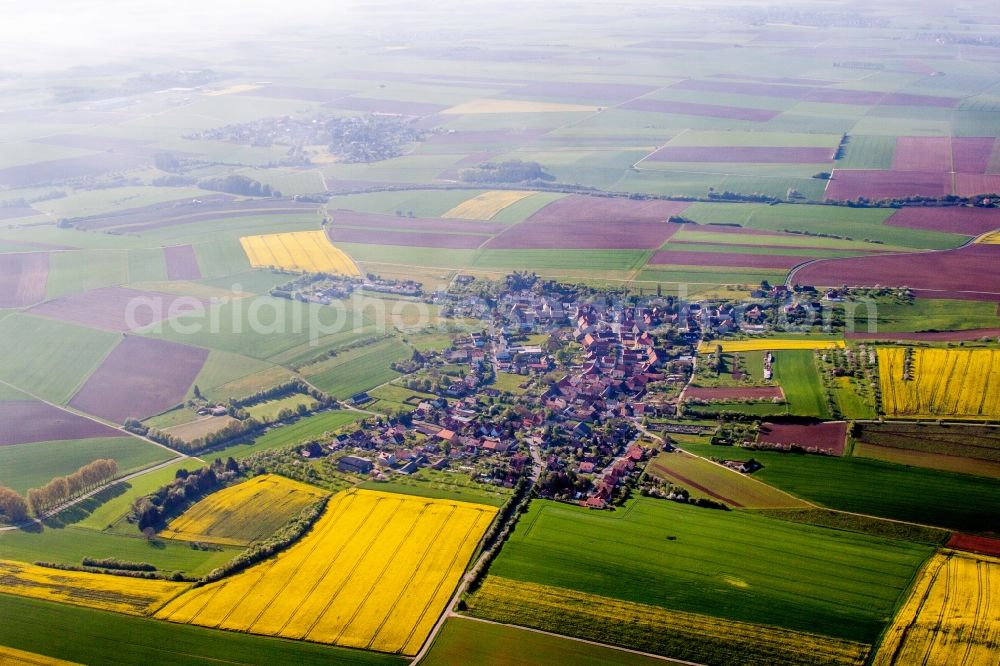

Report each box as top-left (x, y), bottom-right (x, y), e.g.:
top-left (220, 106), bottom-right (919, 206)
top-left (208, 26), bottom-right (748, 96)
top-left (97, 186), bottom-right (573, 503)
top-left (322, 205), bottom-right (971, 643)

top-left (24, 459), bottom-right (118, 516)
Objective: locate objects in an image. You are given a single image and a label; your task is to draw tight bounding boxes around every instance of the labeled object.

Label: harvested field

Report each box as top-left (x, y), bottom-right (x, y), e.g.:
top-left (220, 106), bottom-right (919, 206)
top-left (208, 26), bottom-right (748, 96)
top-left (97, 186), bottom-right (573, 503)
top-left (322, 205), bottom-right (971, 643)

top-left (648, 450), bottom-right (807, 508)
top-left (0, 401), bottom-right (119, 446)
top-left (884, 207), bottom-right (1000, 236)
top-left (685, 386), bottom-right (783, 401)
top-left (891, 137), bottom-right (951, 172)
top-left (28, 286), bottom-right (207, 333)
top-left (162, 414), bottom-right (238, 444)
top-left (512, 81), bottom-right (657, 102)
top-left (241, 230), bottom-right (360, 275)
top-left (468, 577), bottom-right (868, 666)
top-left (327, 226), bottom-right (487, 249)
top-left (699, 339), bottom-right (844, 353)
top-left (159, 474), bottom-right (327, 547)
top-left (946, 533), bottom-right (1000, 557)
top-left (824, 170), bottom-right (951, 201)
top-left (846, 328), bottom-right (1000, 341)
top-left (0, 645), bottom-right (78, 665)
top-left (878, 347), bottom-right (1000, 420)
top-left (69, 336), bottom-right (208, 423)
top-left (621, 98), bottom-right (779, 122)
top-left (954, 173), bottom-right (1000, 197)
top-left (793, 244), bottom-right (1000, 300)
top-left (163, 245), bottom-right (201, 281)
top-left (756, 422), bottom-right (848, 455)
top-left (0, 559), bottom-right (187, 616)
top-left (872, 552), bottom-right (1000, 666)
top-left (325, 97), bottom-right (448, 116)
top-left (951, 137), bottom-right (995, 174)
top-left (647, 146), bottom-right (833, 163)
top-left (441, 191), bottom-right (535, 220)
top-left (649, 250), bottom-right (810, 269)
top-left (441, 99), bottom-right (598, 114)
top-left (0, 252), bottom-right (48, 307)
top-left (156, 489), bottom-right (497, 655)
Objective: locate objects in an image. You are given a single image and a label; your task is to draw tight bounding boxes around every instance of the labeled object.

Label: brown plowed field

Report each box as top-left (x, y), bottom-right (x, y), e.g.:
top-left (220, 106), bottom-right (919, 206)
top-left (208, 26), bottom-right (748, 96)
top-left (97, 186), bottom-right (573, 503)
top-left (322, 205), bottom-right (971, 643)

top-left (951, 137), bottom-right (995, 174)
top-left (621, 98), bottom-right (779, 121)
top-left (0, 252), bottom-right (48, 307)
top-left (69, 336), bottom-right (208, 423)
top-left (825, 170), bottom-right (952, 200)
top-left (650, 250), bottom-right (809, 269)
top-left (891, 137), bottom-right (952, 172)
top-left (648, 146), bottom-right (833, 163)
top-left (686, 386), bottom-right (783, 401)
top-left (954, 174), bottom-right (1000, 197)
top-left (756, 421), bottom-right (848, 455)
top-left (885, 207), bottom-right (1000, 235)
top-left (946, 533), bottom-right (1000, 557)
top-left (0, 401), bottom-right (120, 445)
top-left (792, 244), bottom-right (1000, 300)
top-left (28, 287), bottom-right (207, 332)
top-left (163, 245), bottom-right (202, 281)
top-left (525, 195), bottom-right (689, 224)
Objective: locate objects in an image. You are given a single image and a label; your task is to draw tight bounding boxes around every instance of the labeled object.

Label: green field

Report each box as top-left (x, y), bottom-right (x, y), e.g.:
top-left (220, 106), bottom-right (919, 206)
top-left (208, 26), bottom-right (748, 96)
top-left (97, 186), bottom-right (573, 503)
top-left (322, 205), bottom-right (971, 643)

top-left (45, 249), bottom-right (130, 298)
top-left (0, 437), bottom-right (173, 495)
top-left (773, 350), bottom-right (829, 418)
top-left (424, 617), bottom-right (674, 666)
top-left (840, 297), bottom-right (1000, 333)
top-left (206, 410), bottom-right (366, 460)
top-left (680, 440), bottom-right (1000, 533)
top-left (0, 594), bottom-right (404, 666)
top-left (245, 392), bottom-right (318, 421)
top-left (0, 315), bottom-right (120, 404)
top-left (483, 498), bottom-right (930, 643)
top-left (835, 135), bottom-right (896, 169)
top-left (188, 350), bottom-right (279, 398)
top-left (75, 460), bottom-right (199, 532)
top-left (359, 468), bottom-right (512, 507)
top-left (301, 338), bottom-right (411, 398)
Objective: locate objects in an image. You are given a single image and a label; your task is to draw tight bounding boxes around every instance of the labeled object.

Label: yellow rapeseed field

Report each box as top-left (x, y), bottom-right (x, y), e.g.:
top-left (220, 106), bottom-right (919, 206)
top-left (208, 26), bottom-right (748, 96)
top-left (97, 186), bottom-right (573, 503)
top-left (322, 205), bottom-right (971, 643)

top-left (0, 560), bottom-right (188, 616)
top-left (0, 645), bottom-right (81, 666)
top-left (974, 229), bottom-right (1000, 244)
top-left (699, 339), bottom-right (845, 353)
top-left (240, 230), bottom-right (360, 276)
top-left (441, 191), bottom-right (535, 220)
top-left (156, 489), bottom-right (497, 655)
top-left (470, 577), bottom-right (870, 665)
top-left (159, 474), bottom-right (327, 547)
top-left (872, 552), bottom-right (1000, 666)
top-left (878, 347), bottom-right (1000, 419)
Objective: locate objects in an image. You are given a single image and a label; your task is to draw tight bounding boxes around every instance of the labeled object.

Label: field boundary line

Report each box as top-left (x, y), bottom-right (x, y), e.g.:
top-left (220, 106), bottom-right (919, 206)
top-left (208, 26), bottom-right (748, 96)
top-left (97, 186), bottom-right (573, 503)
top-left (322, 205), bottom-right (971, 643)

top-left (452, 614), bottom-right (702, 665)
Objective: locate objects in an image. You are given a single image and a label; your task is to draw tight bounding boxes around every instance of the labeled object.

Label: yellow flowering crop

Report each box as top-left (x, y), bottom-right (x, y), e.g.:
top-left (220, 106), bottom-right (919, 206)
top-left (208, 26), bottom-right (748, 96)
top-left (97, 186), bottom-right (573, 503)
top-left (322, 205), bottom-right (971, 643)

top-left (159, 474), bottom-right (327, 547)
top-left (878, 347), bottom-right (1000, 419)
top-left (240, 230), bottom-right (360, 275)
top-left (699, 339), bottom-right (845, 353)
top-left (873, 552), bottom-right (1000, 666)
top-left (0, 645), bottom-right (80, 665)
top-left (156, 489), bottom-right (497, 655)
top-left (442, 191), bottom-right (535, 220)
top-left (0, 559), bottom-right (188, 616)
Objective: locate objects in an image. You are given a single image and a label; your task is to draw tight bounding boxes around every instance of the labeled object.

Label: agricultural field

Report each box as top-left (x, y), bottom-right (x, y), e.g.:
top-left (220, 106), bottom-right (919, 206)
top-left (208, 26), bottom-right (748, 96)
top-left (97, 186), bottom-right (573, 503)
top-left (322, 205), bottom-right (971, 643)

top-left (441, 191), bottom-right (535, 220)
top-left (244, 392), bottom-right (318, 421)
top-left (852, 422), bottom-right (1000, 479)
top-left (647, 450), bottom-right (808, 508)
top-left (700, 339), bottom-right (845, 353)
top-left (158, 474), bottom-right (327, 546)
top-left (878, 347), bottom-right (1000, 419)
top-left (872, 552), bottom-right (1000, 666)
top-left (300, 339), bottom-right (411, 398)
top-left (240, 231), bottom-right (360, 276)
top-left (0, 559), bottom-right (188, 615)
top-left (156, 489), bottom-right (496, 655)
top-left (771, 350), bottom-right (830, 418)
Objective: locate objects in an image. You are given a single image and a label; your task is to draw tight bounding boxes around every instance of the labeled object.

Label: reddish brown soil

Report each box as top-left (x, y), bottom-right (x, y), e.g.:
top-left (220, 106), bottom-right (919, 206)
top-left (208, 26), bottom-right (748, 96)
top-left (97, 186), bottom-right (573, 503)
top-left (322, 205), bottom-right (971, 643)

top-left (0, 401), bottom-right (120, 446)
top-left (685, 386), bottom-right (784, 401)
top-left (28, 287), bottom-right (207, 332)
top-left (648, 146), bottom-right (834, 163)
top-left (885, 207), bottom-right (1000, 236)
top-left (756, 422), bottom-right (848, 455)
top-left (892, 137), bottom-right (952, 172)
top-left (621, 98), bottom-right (780, 121)
top-left (488, 221), bottom-right (681, 250)
top-left (792, 244), bottom-right (1000, 300)
top-left (69, 336), bottom-right (208, 424)
top-left (952, 137), bottom-right (995, 174)
top-left (163, 245), bottom-right (202, 281)
top-left (0, 252), bottom-right (48, 307)
top-left (825, 170), bottom-right (951, 200)
top-left (326, 226), bottom-right (487, 249)
top-left (954, 174), bottom-right (1000, 198)
top-left (846, 329), bottom-right (1000, 341)
top-left (525, 195), bottom-right (690, 225)
top-left (946, 533), bottom-right (1000, 557)
top-left (649, 250), bottom-right (810, 269)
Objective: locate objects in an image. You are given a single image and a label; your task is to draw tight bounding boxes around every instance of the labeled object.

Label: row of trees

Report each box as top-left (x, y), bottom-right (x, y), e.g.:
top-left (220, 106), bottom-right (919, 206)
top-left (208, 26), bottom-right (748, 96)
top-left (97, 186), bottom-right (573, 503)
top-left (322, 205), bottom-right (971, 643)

top-left (26, 459), bottom-right (118, 516)
top-left (0, 486), bottom-right (29, 523)
top-left (131, 460), bottom-right (238, 531)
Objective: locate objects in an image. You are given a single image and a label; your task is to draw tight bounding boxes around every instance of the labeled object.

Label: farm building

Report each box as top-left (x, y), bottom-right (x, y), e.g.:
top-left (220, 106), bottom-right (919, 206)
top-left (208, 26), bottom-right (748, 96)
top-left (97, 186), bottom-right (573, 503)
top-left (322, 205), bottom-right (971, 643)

top-left (337, 455), bottom-right (373, 474)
